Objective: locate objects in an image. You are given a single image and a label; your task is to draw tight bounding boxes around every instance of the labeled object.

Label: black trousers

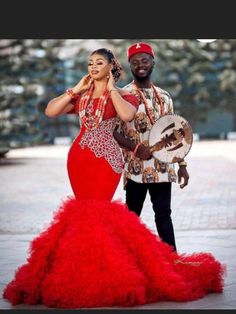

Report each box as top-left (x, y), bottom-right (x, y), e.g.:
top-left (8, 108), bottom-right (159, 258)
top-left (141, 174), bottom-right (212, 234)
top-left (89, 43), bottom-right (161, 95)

top-left (125, 179), bottom-right (177, 251)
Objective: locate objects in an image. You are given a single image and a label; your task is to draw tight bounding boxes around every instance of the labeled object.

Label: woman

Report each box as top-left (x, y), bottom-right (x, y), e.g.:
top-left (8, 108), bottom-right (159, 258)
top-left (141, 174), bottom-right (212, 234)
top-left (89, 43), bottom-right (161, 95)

top-left (3, 48), bottom-right (225, 308)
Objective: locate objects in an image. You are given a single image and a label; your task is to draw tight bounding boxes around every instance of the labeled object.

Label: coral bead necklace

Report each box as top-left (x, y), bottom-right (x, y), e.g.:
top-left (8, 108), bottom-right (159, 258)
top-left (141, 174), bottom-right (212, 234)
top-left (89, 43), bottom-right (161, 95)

top-left (133, 81), bottom-right (164, 124)
top-left (79, 82), bottom-right (110, 130)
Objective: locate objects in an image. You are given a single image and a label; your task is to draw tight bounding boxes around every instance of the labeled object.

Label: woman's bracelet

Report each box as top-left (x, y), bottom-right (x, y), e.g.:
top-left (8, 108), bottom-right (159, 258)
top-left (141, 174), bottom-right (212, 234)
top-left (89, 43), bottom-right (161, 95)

top-left (133, 143), bottom-right (142, 156)
top-left (109, 89), bottom-right (119, 94)
top-left (66, 88), bottom-right (78, 100)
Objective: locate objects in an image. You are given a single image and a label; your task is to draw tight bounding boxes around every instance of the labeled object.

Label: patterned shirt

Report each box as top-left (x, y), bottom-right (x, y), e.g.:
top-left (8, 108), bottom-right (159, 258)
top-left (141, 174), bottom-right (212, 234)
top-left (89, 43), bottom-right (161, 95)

top-left (117, 81), bottom-right (177, 187)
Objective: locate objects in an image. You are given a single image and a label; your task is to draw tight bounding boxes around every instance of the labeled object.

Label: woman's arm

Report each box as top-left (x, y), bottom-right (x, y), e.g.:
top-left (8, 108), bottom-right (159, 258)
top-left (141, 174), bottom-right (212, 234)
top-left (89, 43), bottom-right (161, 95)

top-left (107, 72), bottom-right (136, 122)
top-left (44, 74), bottom-right (92, 118)
top-left (109, 89), bottom-right (136, 122)
top-left (44, 92), bottom-right (76, 117)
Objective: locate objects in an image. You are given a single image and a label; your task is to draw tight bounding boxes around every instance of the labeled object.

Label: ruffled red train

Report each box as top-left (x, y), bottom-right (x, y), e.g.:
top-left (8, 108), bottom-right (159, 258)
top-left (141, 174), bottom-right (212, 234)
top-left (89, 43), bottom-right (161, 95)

top-left (3, 197), bottom-right (225, 308)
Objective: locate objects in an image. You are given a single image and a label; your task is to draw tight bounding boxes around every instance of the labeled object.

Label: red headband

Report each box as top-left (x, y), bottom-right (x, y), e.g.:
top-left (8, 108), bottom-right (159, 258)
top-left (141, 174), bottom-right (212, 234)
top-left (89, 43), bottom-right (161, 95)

top-left (127, 42), bottom-right (155, 61)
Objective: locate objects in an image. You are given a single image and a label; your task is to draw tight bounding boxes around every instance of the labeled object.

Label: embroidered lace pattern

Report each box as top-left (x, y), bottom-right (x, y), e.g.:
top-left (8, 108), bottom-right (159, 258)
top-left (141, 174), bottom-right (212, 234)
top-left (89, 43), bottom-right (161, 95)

top-left (79, 118), bottom-right (124, 174)
top-left (174, 259), bottom-right (202, 266)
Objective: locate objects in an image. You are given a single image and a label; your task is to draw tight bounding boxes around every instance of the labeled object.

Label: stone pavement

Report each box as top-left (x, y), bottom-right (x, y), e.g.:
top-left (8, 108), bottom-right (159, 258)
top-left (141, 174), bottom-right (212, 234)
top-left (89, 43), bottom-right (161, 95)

top-left (0, 140), bottom-right (236, 309)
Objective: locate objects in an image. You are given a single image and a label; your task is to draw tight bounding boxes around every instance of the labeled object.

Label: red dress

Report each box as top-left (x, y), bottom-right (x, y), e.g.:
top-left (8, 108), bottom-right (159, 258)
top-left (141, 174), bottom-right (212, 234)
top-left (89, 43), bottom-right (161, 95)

top-left (3, 95), bottom-right (225, 308)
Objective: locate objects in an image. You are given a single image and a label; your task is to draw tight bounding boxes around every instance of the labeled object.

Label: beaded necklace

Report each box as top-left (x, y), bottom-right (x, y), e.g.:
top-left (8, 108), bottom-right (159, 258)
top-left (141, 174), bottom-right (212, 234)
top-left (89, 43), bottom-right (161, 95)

top-left (79, 82), bottom-right (110, 131)
top-left (133, 81), bottom-right (165, 125)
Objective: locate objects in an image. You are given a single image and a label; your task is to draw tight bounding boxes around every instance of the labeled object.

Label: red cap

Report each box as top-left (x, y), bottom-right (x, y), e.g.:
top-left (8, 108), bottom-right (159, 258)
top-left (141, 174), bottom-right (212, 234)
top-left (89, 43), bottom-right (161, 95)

top-left (127, 42), bottom-right (155, 61)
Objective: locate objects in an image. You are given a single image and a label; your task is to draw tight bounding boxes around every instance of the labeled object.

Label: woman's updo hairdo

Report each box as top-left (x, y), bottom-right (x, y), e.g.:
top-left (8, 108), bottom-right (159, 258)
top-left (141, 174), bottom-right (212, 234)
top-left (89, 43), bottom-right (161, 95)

top-left (90, 48), bottom-right (122, 82)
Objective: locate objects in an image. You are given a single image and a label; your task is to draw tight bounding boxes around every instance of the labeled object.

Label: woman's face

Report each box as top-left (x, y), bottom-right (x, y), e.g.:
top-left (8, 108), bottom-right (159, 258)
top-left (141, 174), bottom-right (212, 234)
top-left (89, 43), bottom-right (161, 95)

top-left (88, 54), bottom-right (112, 81)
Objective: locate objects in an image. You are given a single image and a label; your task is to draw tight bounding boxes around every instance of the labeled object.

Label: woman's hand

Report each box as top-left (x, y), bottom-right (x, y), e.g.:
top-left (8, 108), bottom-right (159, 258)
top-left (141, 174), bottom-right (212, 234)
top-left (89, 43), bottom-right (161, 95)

top-left (107, 71), bottom-right (136, 122)
top-left (45, 74), bottom-right (93, 118)
top-left (107, 71), bottom-right (117, 92)
top-left (73, 74), bottom-right (93, 94)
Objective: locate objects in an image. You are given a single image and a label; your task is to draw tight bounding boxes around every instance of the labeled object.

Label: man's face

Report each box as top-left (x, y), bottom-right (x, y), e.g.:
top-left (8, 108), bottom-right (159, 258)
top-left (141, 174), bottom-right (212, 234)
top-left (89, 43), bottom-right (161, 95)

top-left (129, 53), bottom-right (154, 79)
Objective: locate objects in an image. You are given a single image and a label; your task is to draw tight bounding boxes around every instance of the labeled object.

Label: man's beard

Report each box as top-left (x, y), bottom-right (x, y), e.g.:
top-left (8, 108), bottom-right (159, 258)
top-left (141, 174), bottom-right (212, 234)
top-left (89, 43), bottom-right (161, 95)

top-left (131, 68), bottom-right (153, 82)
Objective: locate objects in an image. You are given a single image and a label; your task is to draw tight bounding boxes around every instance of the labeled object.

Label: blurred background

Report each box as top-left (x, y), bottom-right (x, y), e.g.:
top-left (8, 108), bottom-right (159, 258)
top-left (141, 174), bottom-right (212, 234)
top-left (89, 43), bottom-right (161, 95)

top-left (1, 39), bottom-right (236, 157)
top-left (1, 40), bottom-right (236, 310)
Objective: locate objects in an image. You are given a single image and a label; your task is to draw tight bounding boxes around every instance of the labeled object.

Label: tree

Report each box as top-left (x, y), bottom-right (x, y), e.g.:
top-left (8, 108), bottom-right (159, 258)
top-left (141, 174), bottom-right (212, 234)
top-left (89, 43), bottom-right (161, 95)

top-left (0, 39), bottom-right (67, 155)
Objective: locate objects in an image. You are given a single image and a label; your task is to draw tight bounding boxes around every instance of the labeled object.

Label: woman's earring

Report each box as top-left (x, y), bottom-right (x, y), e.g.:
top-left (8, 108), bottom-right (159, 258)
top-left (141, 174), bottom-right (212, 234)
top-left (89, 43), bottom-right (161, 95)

top-left (107, 75), bottom-right (110, 79)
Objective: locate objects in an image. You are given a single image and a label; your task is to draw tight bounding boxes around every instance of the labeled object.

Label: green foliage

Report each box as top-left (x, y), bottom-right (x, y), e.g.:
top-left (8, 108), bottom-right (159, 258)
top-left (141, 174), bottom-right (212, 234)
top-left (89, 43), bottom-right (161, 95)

top-left (108, 39), bottom-right (236, 130)
top-left (141, 40), bottom-right (236, 130)
top-left (0, 39), bottom-right (66, 152)
top-left (1, 39), bottom-right (236, 155)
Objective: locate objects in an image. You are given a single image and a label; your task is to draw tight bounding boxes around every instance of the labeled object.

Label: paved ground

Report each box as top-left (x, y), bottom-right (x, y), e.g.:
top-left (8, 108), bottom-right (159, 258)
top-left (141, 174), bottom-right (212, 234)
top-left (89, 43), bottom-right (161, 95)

top-left (0, 140), bottom-right (236, 309)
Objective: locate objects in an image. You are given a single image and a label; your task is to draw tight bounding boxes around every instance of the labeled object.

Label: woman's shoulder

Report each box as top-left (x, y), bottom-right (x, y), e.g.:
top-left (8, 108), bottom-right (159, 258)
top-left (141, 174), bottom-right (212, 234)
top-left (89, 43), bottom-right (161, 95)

top-left (115, 87), bottom-right (129, 96)
top-left (116, 88), bottom-right (136, 98)
top-left (117, 88), bottom-right (139, 107)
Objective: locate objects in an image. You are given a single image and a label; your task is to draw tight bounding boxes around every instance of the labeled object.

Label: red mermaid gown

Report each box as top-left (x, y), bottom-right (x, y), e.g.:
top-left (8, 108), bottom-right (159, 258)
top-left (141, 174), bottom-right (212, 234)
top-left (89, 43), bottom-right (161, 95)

top-left (3, 95), bottom-right (225, 308)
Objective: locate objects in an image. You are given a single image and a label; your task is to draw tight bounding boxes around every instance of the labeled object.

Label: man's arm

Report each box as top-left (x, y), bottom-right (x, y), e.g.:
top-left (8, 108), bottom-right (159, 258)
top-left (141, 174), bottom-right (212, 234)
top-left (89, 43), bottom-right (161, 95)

top-left (113, 127), bottom-right (152, 160)
top-left (113, 128), bottom-right (136, 151)
top-left (166, 89), bottom-right (190, 188)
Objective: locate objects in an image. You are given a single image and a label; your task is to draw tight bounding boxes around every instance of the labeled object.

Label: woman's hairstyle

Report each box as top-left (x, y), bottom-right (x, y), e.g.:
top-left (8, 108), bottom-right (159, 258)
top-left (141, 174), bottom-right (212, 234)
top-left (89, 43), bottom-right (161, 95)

top-left (90, 48), bottom-right (122, 82)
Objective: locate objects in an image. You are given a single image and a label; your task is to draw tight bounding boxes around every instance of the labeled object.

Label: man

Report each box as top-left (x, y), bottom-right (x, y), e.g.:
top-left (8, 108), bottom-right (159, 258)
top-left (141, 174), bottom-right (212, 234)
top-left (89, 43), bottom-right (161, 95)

top-left (113, 42), bottom-right (189, 252)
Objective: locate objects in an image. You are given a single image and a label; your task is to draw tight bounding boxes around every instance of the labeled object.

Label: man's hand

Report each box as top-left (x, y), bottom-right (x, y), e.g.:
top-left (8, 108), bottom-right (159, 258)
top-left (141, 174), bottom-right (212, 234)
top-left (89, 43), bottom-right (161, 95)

top-left (177, 166), bottom-right (189, 189)
top-left (136, 144), bottom-right (152, 160)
